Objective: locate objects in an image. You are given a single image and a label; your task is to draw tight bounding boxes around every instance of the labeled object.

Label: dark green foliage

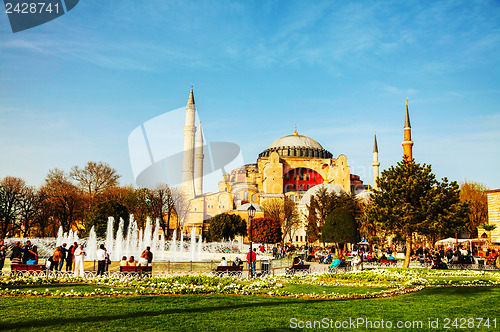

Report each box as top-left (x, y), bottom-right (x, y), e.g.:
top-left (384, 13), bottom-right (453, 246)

top-left (322, 207), bottom-right (360, 248)
top-left (250, 217), bottom-right (282, 244)
top-left (364, 159), bottom-right (469, 267)
top-left (306, 187), bottom-right (361, 243)
top-left (206, 213), bottom-right (247, 241)
top-left (86, 200), bottom-right (129, 237)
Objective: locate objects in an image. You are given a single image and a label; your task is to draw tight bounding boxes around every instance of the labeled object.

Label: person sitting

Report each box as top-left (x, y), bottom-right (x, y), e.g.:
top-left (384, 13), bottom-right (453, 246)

top-left (292, 256), bottom-right (300, 266)
top-left (232, 256), bottom-right (242, 267)
top-left (352, 254), bottom-right (363, 271)
top-left (380, 253), bottom-right (388, 261)
top-left (26, 246), bottom-right (38, 265)
top-left (120, 256), bottom-right (128, 267)
top-left (297, 257), bottom-right (304, 265)
top-left (127, 256), bottom-right (137, 266)
top-left (219, 257), bottom-right (228, 267)
top-left (388, 254), bottom-right (396, 261)
top-left (329, 257), bottom-right (345, 269)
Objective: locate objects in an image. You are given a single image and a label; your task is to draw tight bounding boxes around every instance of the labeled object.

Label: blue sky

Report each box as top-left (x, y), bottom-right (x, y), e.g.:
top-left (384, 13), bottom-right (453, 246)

top-left (1, 0), bottom-right (499, 189)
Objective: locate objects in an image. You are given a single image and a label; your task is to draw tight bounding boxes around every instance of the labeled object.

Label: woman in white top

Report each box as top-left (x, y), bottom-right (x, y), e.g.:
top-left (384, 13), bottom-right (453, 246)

top-left (73, 245), bottom-right (86, 278)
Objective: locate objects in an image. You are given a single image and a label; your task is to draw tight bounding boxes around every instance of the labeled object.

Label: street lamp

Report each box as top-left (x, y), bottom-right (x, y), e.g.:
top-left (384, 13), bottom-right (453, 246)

top-left (247, 204), bottom-right (256, 277)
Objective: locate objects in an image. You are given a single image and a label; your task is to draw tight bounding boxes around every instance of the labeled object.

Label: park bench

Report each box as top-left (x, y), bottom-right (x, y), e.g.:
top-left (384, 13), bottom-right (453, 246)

top-left (119, 265), bottom-right (152, 278)
top-left (215, 265), bottom-right (243, 277)
top-left (11, 264), bottom-right (45, 276)
top-left (285, 264), bottom-right (310, 275)
top-left (328, 261), bottom-right (351, 273)
top-left (378, 259), bottom-right (397, 266)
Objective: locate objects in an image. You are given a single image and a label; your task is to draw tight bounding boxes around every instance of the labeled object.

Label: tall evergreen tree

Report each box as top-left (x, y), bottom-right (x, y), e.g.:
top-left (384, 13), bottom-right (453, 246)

top-left (365, 159), bottom-right (469, 268)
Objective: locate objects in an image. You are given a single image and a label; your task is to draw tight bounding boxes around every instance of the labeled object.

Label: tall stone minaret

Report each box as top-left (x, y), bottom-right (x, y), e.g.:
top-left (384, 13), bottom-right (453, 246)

top-left (372, 131), bottom-right (380, 190)
top-left (180, 84), bottom-right (197, 200)
top-left (402, 98), bottom-right (414, 162)
top-left (194, 122), bottom-right (204, 197)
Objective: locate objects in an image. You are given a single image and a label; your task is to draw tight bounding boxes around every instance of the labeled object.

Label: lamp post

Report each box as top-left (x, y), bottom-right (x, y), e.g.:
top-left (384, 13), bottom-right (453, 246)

top-left (247, 204), bottom-right (256, 277)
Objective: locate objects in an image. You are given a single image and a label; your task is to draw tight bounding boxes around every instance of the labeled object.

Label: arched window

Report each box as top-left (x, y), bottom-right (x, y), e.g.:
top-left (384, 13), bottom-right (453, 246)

top-left (236, 193), bottom-right (240, 200)
top-left (252, 194), bottom-right (257, 201)
top-left (244, 191), bottom-right (249, 201)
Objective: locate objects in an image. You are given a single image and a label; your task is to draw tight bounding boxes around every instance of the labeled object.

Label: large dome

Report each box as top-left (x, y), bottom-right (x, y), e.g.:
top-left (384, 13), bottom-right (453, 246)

top-left (259, 129), bottom-right (332, 159)
top-left (269, 134), bottom-right (324, 150)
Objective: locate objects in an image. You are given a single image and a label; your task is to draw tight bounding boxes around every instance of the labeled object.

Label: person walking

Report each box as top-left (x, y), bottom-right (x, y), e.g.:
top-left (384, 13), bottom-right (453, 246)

top-left (73, 245), bottom-right (86, 278)
top-left (96, 244), bottom-right (106, 276)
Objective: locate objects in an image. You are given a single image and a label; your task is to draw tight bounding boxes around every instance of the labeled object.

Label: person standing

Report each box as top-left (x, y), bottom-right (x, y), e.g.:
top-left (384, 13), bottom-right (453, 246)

top-left (246, 248), bottom-right (256, 277)
top-left (96, 244), bottom-right (106, 276)
top-left (11, 242), bottom-right (23, 264)
top-left (22, 241), bottom-right (33, 264)
top-left (58, 243), bottom-right (67, 271)
top-left (66, 242), bottom-right (77, 272)
top-left (73, 245), bottom-right (86, 278)
top-left (0, 241), bottom-right (6, 272)
top-left (51, 247), bottom-right (62, 271)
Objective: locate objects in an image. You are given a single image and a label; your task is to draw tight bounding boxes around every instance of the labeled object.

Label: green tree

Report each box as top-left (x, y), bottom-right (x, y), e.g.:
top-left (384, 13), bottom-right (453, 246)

top-left (250, 217), bottom-right (282, 244)
top-left (322, 207), bottom-right (360, 252)
top-left (480, 224), bottom-right (497, 244)
top-left (206, 213), bottom-right (247, 241)
top-left (306, 187), bottom-right (361, 245)
top-left (86, 200), bottom-right (129, 237)
top-left (364, 159), bottom-right (469, 268)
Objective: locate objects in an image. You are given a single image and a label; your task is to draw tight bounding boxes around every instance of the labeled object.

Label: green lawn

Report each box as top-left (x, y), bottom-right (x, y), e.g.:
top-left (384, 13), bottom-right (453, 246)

top-left (0, 286), bottom-right (498, 331)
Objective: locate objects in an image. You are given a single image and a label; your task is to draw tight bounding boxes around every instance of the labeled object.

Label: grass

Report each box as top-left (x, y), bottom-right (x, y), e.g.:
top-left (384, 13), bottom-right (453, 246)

top-left (0, 286), bottom-right (499, 331)
top-left (280, 283), bottom-right (387, 295)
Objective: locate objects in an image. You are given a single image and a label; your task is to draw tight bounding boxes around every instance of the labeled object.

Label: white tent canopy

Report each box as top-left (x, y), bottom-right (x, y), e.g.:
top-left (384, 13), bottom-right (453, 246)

top-left (435, 238), bottom-right (488, 246)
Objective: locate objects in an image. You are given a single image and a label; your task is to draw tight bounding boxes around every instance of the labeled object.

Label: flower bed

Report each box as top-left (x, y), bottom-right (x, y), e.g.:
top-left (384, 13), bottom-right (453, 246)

top-left (1, 269), bottom-right (498, 299)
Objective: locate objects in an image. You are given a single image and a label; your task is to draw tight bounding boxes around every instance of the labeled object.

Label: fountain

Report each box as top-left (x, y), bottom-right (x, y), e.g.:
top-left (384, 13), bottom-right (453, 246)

top-left (3, 214), bottom-right (253, 262)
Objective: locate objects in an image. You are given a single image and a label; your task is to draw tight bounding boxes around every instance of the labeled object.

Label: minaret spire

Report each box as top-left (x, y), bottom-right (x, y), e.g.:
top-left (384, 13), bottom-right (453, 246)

top-left (372, 131), bottom-right (380, 190)
top-left (402, 98), bottom-right (414, 162)
top-left (181, 84), bottom-right (197, 200)
top-left (194, 121), bottom-right (204, 197)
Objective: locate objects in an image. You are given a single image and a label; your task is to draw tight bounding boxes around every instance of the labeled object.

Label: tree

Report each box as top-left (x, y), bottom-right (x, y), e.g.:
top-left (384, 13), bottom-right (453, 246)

top-left (70, 161), bottom-right (120, 216)
top-left (305, 187), bottom-right (333, 243)
top-left (148, 184), bottom-right (181, 239)
top-left (43, 169), bottom-right (83, 233)
top-left (262, 198), bottom-right (300, 244)
top-left (18, 185), bottom-right (44, 237)
top-left (480, 224), bottom-right (497, 244)
top-left (364, 159), bottom-right (469, 268)
top-left (0, 176), bottom-right (26, 237)
top-left (86, 200), bottom-right (129, 237)
top-left (206, 213), bottom-right (247, 241)
top-left (322, 207), bottom-right (359, 252)
top-left (250, 217), bottom-right (282, 244)
top-left (460, 181), bottom-right (489, 238)
top-left (306, 187), bottom-right (361, 245)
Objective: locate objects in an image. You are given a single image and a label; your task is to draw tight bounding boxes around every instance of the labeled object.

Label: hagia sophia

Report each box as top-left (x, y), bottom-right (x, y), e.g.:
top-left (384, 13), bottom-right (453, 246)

top-left (178, 85), bottom-right (413, 244)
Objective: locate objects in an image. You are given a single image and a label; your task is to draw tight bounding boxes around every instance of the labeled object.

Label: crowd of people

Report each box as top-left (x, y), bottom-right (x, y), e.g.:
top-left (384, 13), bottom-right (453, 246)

top-left (0, 240), bottom-right (154, 277)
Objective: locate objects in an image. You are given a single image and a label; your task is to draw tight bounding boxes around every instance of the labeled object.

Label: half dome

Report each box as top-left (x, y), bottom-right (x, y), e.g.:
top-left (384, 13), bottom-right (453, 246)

top-left (299, 183), bottom-right (346, 205)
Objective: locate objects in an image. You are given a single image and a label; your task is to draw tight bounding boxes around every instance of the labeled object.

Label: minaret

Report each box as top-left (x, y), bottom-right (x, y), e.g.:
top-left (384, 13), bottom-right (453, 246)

top-left (402, 98), bottom-right (413, 162)
top-left (372, 131), bottom-right (380, 190)
top-left (180, 84), bottom-right (197, 200)
top-left (194, 122), bottom-right (204, 197)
